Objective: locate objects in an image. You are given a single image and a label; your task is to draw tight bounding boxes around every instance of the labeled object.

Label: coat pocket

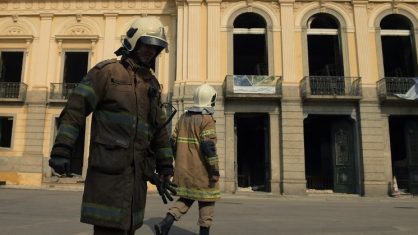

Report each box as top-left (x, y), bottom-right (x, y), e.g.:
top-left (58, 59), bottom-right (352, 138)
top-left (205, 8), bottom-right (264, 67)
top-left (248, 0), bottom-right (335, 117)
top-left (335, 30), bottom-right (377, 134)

top-left (90, 135), bottom-right (130, 174)
top-left (111, 78), bottom-right (132, 92)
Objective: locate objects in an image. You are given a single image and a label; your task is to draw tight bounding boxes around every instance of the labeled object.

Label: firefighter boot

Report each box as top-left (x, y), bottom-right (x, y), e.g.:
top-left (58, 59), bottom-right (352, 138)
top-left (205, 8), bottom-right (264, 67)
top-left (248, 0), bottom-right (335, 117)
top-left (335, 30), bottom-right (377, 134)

top-left (154, 213), bottom-right (175, 235)
top-left (199, 226), bottom-right (210, 235)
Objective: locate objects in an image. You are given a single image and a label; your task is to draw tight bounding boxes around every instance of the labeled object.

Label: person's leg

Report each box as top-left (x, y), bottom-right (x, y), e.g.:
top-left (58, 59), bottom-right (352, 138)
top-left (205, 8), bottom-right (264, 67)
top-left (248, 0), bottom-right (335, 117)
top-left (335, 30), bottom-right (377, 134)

top-left (154, 197), bottom-right (194, 235)
top-left (168, 197), bottom-right (194, 220)
top-left (197, 201), bottom-right (215, 235)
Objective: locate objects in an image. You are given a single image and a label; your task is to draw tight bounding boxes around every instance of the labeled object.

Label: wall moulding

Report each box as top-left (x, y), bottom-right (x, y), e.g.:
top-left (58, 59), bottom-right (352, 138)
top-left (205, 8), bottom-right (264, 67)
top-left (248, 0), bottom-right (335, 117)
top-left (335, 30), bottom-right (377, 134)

top-left (55, 35), bottom-right (98, 54)
top-left (0, 0), bottom-right (175, 12)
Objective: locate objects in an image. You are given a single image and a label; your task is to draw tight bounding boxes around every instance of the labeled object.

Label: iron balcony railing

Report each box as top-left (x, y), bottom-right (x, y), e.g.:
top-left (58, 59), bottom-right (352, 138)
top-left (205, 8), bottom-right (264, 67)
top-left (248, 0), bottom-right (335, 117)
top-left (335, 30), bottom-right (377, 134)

top-left (0, 82), bottom-right (28, 101)
top-left (224, 75), bottom-right (282, 100)
top-left (300, 76), bottom-right (362, 100)
top-left (49, 83), bottom-right (79, 101)
top-left (376, 77), bottom-right (416, 101)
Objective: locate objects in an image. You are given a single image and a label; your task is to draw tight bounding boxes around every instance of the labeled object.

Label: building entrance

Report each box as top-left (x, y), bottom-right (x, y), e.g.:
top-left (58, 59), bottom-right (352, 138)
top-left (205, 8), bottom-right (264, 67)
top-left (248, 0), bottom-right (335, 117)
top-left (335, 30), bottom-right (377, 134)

top-left (304, 115), bottom-right (357, 193)
top-left (389, 116), bottom-right (418, 194)
top-left (235, 113), bottom-right (270, 192)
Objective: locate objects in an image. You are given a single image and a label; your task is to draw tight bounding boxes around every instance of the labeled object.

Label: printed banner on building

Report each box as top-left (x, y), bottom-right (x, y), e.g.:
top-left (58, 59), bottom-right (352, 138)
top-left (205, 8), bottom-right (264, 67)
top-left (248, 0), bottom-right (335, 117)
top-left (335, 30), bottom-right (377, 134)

top-left (233, 75), bottom-right (277, 94)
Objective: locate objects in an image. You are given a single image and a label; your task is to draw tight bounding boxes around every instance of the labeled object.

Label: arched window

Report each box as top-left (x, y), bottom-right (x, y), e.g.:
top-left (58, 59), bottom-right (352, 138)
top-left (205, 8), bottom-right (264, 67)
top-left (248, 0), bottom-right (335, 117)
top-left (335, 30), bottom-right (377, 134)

top-left (306, 13), bottom-right (343, 76)
top-left (233, 13), bottom-right (268, 75)
top-left (380, 14), bottom-right (417, 77)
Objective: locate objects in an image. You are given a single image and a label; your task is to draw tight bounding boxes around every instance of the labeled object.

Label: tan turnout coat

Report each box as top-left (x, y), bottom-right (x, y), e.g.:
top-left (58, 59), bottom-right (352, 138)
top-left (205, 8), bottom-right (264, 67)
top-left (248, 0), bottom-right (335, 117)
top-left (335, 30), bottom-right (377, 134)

top-left (171, 112), bottom-right (220, 201)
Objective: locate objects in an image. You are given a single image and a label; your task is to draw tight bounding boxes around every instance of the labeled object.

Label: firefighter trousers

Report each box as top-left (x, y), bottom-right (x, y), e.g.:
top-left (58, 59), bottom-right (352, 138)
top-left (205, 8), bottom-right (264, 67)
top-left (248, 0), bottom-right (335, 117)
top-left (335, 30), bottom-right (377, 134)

top-left (168, 197), bottom-right (215, 227)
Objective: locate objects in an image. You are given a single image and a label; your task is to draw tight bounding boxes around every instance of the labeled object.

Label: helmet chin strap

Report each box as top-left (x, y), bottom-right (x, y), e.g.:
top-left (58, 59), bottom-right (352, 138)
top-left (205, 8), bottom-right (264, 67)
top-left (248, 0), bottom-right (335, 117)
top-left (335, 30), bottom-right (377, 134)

top-left (114, 47), bottom-right (129, 56)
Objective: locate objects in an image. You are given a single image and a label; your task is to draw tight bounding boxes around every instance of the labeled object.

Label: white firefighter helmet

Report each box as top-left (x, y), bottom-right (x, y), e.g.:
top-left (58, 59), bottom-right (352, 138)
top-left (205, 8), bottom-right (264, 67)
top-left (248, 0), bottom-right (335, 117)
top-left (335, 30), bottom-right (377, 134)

top-left (188, 84), bottom-right (217, 114)
top-left (122, 16), bottom-right (168, 54)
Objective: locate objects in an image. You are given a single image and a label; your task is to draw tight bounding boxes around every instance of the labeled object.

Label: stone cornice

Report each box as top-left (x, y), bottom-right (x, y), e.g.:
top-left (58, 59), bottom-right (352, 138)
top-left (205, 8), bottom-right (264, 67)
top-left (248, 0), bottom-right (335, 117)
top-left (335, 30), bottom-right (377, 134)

top-left (186, 0), bottom-right (204, 5)
top-left (278, 0), bottom-right (295, 4)
top-left (0, 1), bottom-right (176, 14)
top-left (0, 35), bottom-right (34, 41)
top-left (55, 35), bottom-right (99, 40)
top-left (351, 0), bottom-right (368, 6)
top-left (206, 0), bottom-right (222, 4)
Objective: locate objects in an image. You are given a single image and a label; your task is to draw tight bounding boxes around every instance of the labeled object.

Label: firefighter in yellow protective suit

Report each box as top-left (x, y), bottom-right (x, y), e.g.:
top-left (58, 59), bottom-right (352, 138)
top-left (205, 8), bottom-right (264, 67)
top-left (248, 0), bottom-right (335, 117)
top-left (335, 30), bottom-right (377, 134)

top-left (154, 84), bottom-right (220, 235)
top-left (49, 16), bottom-right (176, 235)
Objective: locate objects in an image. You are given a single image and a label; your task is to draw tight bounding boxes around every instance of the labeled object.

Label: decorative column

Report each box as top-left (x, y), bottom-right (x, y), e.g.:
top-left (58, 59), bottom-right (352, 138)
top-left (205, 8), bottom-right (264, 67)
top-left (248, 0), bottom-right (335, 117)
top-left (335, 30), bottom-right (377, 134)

top-left (279, 0), bottom-right (296, 82)
top-left (27, 14), bottom-right (53, 185)
top-left (353, 0), bottom-right (371, 84)
top-left (279, 0), bottom-right (306, 195)
top-left (224, 112), bottom-right (236, 192)
top-left (353, 0), bottom-right (387, 196)
top-left (270, 112), bottom-right (281, 193)
top-left (103, 13), bottom-right (118, 59)
top-left (35, 13), bottom-right (53, 91)
top-left (207, 0), bottom-right (221, 82)
top-left (186, 0), bottom-right (203, 82)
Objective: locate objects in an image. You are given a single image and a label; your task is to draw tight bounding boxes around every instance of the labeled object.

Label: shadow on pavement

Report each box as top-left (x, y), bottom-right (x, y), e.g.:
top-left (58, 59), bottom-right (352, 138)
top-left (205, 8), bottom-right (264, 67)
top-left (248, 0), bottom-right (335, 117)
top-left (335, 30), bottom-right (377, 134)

top-left (143, 217), bottom-right (196, 235)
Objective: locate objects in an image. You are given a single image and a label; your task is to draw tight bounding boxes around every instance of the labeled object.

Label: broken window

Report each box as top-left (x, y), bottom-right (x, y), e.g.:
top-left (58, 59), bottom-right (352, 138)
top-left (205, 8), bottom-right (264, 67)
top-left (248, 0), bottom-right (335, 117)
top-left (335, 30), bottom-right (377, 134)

top-left (233, 13), bottom-right (268, 75)
top-left (380, 14), bottom-right (417, 77)
top-left (307, 13), bottom-right (343, 76)
top-left (0, 116), bottom-right (13, 148)
top-left (62, 51), bottom-right (89, 99)
top-left (63, 51), bottom-right (89, 83)
top-left (0, 51), bottom-right (24, 98)
top-left (0, 51), bottom-right (24, 83)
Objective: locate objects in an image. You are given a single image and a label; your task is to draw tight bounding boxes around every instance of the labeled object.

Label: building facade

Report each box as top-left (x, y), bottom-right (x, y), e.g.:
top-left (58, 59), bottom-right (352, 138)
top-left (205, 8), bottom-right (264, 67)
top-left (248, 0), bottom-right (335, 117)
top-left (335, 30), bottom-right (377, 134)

top-left (0, 0), bottom-right (417, 196)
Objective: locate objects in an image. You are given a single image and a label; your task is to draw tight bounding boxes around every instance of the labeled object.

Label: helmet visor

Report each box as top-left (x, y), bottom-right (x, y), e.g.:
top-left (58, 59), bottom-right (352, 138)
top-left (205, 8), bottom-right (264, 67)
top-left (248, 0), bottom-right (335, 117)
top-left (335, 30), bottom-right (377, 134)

top-left (140, 36), bottom-right (168, 49)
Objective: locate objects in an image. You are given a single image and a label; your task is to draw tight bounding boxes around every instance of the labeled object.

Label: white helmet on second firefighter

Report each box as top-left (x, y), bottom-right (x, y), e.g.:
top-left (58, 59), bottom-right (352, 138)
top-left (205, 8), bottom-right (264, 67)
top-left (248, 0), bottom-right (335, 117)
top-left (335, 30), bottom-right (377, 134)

top-left (115, 16), bottom-right (168, 56)
top-left (187, 84), bottom-right (217, 114)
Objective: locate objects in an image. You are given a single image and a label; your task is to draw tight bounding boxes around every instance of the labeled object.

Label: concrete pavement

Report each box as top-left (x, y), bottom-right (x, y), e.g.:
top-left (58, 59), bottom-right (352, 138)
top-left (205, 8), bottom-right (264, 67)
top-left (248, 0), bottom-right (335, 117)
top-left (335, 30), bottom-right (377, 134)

top-left (0, 187), bottom-right (418, 235)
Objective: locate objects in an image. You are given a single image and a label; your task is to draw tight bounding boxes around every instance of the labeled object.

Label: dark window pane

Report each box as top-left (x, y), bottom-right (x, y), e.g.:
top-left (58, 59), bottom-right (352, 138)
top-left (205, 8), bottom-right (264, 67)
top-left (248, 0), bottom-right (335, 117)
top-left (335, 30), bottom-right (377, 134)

top-left (0, 51), bottom-right (24, 83)
top-left (0, 117), bottom-right (13, 148)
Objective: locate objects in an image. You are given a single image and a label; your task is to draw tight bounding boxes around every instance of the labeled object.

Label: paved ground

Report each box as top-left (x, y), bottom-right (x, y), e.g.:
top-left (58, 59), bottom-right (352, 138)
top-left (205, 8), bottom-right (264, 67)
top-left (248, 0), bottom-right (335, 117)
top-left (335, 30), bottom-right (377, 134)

top-left (1, 186), bottom-right (418, 235)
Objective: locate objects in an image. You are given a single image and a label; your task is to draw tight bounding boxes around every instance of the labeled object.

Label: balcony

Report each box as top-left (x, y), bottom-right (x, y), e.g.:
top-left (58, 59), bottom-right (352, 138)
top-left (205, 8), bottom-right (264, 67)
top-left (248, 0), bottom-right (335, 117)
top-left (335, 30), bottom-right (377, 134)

top-left (224, 75), bottom-right (282, 100)
top-left (300, 76), bottom-right (362, 101)
top-left (49, 83), bottom-right (78, 103)
top-left (0, 82), bottom-right (28, 102)
top-left (377, 77), bottom-right (416, 102)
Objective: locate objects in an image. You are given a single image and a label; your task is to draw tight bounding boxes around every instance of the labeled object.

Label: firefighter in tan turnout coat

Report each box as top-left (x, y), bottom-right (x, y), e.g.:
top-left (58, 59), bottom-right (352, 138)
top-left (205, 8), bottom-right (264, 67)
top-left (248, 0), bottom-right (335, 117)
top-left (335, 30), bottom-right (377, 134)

top-left (154, 84), bottom-right (220, 235)
top-left (49, 17), bottom-right (176, 235)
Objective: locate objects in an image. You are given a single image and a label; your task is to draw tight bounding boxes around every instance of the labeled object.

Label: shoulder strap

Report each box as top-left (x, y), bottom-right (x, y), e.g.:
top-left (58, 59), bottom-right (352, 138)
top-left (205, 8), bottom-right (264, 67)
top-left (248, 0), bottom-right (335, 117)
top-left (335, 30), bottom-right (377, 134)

top-left (94, 58), bottom-right (117, 69)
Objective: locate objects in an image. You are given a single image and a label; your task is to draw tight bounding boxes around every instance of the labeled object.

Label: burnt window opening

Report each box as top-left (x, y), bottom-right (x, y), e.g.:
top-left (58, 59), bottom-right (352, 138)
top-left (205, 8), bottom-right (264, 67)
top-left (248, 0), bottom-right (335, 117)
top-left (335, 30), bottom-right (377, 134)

top-left (0, 117), bottom-right (13, 148)
top-left (63, 51), bottom-right (89, 83)
top-left (235, 113), bottom-right (270, 192)
top-left (380, 14), bottom-right (417, 77)
top-left (0, 51), bottom-right (24, 83)
top-left (234, 13), bottom-right (266, 28)
top-left (381, 14), bottom-right (412, 30)
top-left (233, 13), bottom-right (268, 75)
top-left (307, 13), bottom-right (343, 76)
top-left (308, 14), bottom-right (340, 29)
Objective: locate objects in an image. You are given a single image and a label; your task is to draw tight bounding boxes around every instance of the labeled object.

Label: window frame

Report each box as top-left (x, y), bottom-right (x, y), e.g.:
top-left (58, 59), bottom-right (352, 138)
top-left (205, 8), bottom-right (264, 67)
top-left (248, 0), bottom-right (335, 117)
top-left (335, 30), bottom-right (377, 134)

top-left (0, 49), bottom-right (26, 84)
top-left (301, 11), bottom-right (350, 78)
top-left (60, 49), bottom-right (91, 84)
top-left (0, 114), bottom-right (16, 150)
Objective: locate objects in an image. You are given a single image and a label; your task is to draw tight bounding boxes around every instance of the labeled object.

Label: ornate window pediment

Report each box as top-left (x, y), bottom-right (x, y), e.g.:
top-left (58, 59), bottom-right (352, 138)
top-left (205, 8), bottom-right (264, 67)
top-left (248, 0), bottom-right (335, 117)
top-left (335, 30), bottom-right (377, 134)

top-left (0, 24), bottom-right (33, 41)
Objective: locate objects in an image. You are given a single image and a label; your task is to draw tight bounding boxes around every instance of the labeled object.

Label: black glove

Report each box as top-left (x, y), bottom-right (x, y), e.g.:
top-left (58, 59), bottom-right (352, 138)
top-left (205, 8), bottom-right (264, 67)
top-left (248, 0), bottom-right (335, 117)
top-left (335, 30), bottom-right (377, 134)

top-left (49, 156), bottom-right (71, 176)
top-left (149, 173), bottom-right (177, 204)
top-left (49, 145), bottom-right (72, 176)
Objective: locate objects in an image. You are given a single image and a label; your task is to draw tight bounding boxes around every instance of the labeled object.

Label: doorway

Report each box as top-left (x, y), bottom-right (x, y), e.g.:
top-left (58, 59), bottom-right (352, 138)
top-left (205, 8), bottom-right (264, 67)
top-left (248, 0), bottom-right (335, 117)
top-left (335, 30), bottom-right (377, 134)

top-left (389, 116), bottom-right (418, 194)
top-left (235, 113), bottom-right (270, 192)
top-left (304, 115), bottom-right (357, 193)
